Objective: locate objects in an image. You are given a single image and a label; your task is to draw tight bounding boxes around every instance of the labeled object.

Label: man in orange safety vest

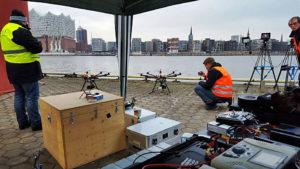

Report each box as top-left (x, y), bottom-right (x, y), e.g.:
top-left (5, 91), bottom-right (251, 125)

top-left (288, 16), bottom-right (300, 86)
top-left (194, 57), bottom-right (233, 110)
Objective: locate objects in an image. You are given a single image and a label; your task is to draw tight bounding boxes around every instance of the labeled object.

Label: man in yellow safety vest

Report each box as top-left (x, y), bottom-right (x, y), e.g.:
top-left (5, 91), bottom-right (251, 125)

top-left (0, 9), bottom-right (43, 131)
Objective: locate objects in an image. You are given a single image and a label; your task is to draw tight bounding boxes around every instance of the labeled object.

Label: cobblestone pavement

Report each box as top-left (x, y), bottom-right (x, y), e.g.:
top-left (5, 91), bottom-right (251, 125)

top-left (0, 77), bottom-right (278, 169)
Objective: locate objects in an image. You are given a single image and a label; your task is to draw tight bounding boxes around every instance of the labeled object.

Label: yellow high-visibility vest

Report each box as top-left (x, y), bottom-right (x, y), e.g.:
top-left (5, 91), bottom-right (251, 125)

top-left (0, 22), bottom-right (40, 64)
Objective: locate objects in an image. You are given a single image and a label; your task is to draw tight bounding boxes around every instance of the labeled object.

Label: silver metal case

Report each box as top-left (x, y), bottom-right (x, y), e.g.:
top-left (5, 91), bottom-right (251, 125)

top-left (125, 107), bottom-right (156, 126)
top-left (126, 117), bottom-right (181, 149)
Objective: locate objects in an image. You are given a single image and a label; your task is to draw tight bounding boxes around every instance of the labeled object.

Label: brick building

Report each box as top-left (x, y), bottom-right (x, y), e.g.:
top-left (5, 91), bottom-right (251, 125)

top-left (37, 36), bottom-right (76, 53)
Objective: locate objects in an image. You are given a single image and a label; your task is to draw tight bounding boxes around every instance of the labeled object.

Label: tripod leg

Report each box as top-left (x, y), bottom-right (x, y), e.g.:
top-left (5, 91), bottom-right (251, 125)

top-left (266, 55), bottom-right (278, 91)
top-left (150, 80), bottom-right (158, 94)
top-left (260, 67), bottom-right (264, 89)
top-left (274, 68), bottom-right (283, 90)
top-left (81, 80), bottom-right (87, 91)
top-left (271, 67), bottom-right (279, 91)
top-left (165, 82), bottom-right (171, 94)
top-left (284, 68), bottom-right (290, 91)
top-left (245, 67), bottom-right (256, 92)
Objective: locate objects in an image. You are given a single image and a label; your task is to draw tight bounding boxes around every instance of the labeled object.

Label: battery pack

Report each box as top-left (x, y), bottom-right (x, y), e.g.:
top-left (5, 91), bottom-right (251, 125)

top-left (207, 121), bottom-right (233, 136)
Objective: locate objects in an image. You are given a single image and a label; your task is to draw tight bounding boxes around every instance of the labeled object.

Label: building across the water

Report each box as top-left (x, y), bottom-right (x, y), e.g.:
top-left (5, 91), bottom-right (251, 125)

top-left (29, 9), bottom-right (76, 53)
top-left (167, 38), bottom-right (179, 53)
top-left (76, 26), bottom-right (88, 52)
top-left (37, 36), bottom-right (76, 53)
top-left (92, 38), bottom-right (106, 52)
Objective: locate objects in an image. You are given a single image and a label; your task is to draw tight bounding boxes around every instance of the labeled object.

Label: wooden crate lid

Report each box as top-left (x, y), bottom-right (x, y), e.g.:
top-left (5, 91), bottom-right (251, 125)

top-left (39, 90), bottom-right (123, 111)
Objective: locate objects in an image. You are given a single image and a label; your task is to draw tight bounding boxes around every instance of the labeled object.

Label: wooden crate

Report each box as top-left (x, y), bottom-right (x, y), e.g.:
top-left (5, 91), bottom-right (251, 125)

top-left (39, 90), bottom-right (126, 169)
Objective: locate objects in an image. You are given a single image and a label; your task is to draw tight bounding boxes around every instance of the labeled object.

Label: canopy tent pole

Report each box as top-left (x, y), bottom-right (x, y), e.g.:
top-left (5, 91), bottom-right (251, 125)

top-left (116, 15), bottom-right (133, 99)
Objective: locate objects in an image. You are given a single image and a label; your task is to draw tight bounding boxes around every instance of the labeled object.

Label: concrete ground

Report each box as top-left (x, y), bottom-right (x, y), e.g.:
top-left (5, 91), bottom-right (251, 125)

top-left (0, 77), bottom-right (278, 169)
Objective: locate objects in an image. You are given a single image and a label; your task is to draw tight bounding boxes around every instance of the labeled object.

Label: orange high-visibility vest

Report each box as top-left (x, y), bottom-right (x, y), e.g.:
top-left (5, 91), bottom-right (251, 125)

top-left (210, 66), bottom-right (233, 98)
top-left (294, 36), bottom-right (300, 55)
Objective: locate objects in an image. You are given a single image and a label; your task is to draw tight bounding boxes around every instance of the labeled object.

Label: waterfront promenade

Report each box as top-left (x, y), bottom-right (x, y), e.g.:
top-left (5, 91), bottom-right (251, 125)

top-left (0, 77), bottom-right (277, 169)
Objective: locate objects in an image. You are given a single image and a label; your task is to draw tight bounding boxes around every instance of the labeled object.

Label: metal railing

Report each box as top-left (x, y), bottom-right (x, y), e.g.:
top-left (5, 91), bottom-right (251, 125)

top-left (43, 72), bottom-right (298, 84)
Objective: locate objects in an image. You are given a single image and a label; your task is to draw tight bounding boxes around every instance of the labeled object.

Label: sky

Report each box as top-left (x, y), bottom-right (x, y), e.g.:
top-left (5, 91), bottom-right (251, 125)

top-left (28, 0), bottom-right (300, 44)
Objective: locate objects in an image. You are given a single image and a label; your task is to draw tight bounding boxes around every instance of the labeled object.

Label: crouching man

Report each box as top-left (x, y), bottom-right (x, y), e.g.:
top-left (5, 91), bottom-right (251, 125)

top-left (194, 57), bottom-right (233, 110)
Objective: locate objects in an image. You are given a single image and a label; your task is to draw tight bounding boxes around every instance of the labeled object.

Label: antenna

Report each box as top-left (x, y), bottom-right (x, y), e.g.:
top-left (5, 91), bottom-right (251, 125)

top-left (247, 28), bottom-right (250, 37)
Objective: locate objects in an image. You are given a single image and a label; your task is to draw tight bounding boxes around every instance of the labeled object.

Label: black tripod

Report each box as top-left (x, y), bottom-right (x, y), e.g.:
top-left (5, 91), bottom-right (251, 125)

top-left (245, 41), bottom-right (278, 92)
top-left (274, 44), bottom-right (300, 91)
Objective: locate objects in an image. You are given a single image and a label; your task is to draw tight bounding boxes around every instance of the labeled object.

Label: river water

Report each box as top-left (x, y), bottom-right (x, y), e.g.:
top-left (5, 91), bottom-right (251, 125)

top-left (40, 55), bottom-right (295, 79)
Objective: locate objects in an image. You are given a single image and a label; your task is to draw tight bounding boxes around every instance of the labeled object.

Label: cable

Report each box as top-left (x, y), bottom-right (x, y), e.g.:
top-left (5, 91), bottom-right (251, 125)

top-left (142, 161), bottom-right (209, 169)
top-left (132, 151), bottom-right (175, 164)
top-left (295, 151), bottom-right (300, 169)
top-left (132, 151), bottom-right (161, 164)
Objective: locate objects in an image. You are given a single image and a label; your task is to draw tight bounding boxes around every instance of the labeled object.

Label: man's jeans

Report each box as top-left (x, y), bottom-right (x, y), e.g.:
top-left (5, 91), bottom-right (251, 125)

top-left (194, 85), bottom-right (224, 105)
top-left (13, 81), bottom-right (41, 126)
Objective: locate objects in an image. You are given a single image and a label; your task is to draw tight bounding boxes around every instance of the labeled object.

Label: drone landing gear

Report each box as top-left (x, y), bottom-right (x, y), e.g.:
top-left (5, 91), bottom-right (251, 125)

top-left (81, 78), bottom-right (99, 91)
top-left (149, 79), bottom-right (171, 94)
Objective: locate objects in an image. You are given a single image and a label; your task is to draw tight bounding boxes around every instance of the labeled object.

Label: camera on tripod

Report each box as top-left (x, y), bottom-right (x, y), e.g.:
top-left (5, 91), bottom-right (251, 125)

top-left (245, 32), bottom-right (278, 92)
top-left (261, 33), bottom-right (271, 42)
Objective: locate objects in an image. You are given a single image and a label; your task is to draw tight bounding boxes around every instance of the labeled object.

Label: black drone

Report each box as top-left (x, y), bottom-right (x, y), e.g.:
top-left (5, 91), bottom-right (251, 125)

top-left (140, 70), bottom-right (181, 94)
top-left (80, 71), bottom-right (110, 91)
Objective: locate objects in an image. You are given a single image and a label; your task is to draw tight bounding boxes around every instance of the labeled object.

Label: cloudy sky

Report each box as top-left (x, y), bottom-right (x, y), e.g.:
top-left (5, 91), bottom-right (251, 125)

top-left (28, 0), bottom-right (299, 43)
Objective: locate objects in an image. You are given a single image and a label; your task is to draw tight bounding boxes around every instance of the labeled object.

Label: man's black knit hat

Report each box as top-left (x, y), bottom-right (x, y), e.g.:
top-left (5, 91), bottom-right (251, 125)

top-left (10, 9), bottom-right (28, 23)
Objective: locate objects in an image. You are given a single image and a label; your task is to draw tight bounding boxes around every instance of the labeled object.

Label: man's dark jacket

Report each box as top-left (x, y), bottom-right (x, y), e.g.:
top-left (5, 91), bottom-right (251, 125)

top-left (199, 62), bottom-right (223, 90)
top-left (290, 28), bottom-right (300, 62)
top-left (5, 21), bottom-right (43, 84)
top-left (290, 28), bottom-right (300, 44)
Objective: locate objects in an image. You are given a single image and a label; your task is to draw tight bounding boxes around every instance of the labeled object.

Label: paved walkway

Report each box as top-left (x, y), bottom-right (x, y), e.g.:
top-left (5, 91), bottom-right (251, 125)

top-left (0, 77), bottom-right (276, 169)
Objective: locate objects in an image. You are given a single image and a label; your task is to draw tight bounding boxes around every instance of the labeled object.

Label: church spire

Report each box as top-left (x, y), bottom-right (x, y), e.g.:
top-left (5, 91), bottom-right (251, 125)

top-left (188, 26), bottom-right (193, 41)
top-left (280, 34), bottom-right (283, 42)
top-left (247, 28), bottom-right (250, 37)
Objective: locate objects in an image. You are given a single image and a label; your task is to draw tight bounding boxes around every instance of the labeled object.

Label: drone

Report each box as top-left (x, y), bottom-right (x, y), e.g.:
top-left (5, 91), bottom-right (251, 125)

top-left (140, 70), bottom-right (181, 94)
top-left (80, 71), bottom-right (110, 92)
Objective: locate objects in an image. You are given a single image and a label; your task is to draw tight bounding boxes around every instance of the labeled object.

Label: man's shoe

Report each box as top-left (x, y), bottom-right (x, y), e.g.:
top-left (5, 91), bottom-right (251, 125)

top-left (19, 121), bottom-right (31, 130)
top-left (205, 103), bottom-right (218, 110)
top-left (32, 123), bottom-right (42, 131)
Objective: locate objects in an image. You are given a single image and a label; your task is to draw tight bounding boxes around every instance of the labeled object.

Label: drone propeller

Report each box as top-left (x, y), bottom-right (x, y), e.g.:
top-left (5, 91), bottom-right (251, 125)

top-left (96, 71), bottom-right (110, 77)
